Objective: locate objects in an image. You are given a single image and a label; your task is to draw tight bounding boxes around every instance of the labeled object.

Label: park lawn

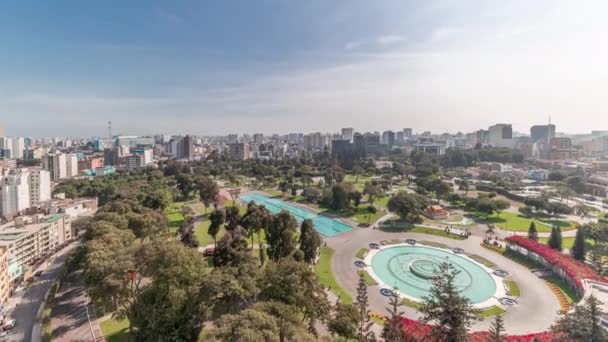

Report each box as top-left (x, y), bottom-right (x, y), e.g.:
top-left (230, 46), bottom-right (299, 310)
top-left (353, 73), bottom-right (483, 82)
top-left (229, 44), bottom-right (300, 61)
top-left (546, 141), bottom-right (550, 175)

top-left (356, 248), bottom-right (369, 259)
top-left (195, 218), bottom-right (226, 247)
top-left (468, 254), bottom-right (496, 268)
top-left (478, 305), bottom-right (506, 319)
top-left (164, 201), bottom-right (188, 232)
top-left (245, 230), bottom-right (267, 246)
top-left (314, 247), bottom-right (352, 304)
top-left (482, 212), bottom-right (575, 232)
top-left (347, 205), bottom-right (385, 225)
top-left (375, 196), bottom-right (390, 209)
top-left (401, 297), bottom-right (422, 309)
top-left (411, 226), bottom-right (465, 240)
top-left (538, 236), bottom-right (595, 251)
top-left (505, 280), bottom-right (521, 297)
top-left (358, 270), bottom-right (378, 286)
top-left (100, 317), bottom-right (130, 342)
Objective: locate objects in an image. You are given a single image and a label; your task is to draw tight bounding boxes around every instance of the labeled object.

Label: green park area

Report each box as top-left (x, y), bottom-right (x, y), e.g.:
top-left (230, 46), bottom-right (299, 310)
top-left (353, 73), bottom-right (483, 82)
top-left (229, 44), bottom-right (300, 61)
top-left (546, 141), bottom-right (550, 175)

top-left (480, 211), bottom-right (575, 232)
top-left (538, 236), bottom-right (595, 250)
top-left (164, 201), bottom-right (189, 232)
top-left (381, 225), bottom-right (466, 240)
top-left (100, 317), bottom-right (130, 342)
top-left (314, 247), bottom-right (352, 304)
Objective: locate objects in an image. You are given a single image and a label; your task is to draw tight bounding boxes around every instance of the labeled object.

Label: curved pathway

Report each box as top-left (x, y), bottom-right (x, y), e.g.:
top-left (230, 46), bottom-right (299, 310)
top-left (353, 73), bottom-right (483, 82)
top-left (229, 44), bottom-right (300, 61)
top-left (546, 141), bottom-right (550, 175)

top-left (325, 226), bottom-right (561, 334)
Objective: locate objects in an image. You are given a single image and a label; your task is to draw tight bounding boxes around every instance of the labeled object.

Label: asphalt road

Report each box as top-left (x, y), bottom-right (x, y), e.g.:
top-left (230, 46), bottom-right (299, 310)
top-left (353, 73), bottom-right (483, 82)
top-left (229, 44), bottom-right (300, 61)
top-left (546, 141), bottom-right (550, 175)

top-left (4, 244), bottom-right (75, 342)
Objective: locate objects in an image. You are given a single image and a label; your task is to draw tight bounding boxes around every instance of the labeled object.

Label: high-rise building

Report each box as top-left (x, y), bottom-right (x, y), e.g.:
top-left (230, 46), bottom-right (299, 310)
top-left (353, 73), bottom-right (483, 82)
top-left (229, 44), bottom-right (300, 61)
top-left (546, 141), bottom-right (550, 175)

top-left (253, 133), bottom-right (264, 144)
top-left (382, 131), bottom-right (395, 147)
top-left (227, 143), bottom-right (251, 160)
top-left (44, 153), bottom-right (79, 181)
top-left (104, 148), bottom-right (120, 166)
top-left (66, 153), bottom-right (78, 178)
top-left (29, 169), bottom-right (51, 206)
top-left (403, 128), bottom-right (413, 138)
top-left (341, 128), bottom-right (354, 143)
top-left (0, 172), bottom-right (30, 218)
top-left (0, 137), bottom-right (12, 159)
top-left (530, 124), bottom-right (556, 143)
top-left (11, 137), bottom-right (24, 160)
top-left (226, 134), bottom-right (239, 144)
top-left (488, 124), bottom-right (514, 148)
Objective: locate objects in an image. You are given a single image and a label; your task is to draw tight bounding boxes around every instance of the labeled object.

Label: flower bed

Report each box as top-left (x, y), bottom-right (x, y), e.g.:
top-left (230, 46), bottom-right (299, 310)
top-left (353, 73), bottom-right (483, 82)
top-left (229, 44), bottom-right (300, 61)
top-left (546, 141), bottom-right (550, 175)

top-left (506, 236), bottom-right (607, 294)
top-left (399, 317), bottom-right (557, 341)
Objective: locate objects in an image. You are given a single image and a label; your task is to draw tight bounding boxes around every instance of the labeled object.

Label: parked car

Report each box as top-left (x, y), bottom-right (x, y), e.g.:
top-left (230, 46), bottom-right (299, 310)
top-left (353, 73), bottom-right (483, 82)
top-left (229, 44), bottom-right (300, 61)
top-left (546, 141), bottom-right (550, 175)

top-left (3, 319), bottom-right (15, 330)
top-left (203, 247), bottom-right (215, 256)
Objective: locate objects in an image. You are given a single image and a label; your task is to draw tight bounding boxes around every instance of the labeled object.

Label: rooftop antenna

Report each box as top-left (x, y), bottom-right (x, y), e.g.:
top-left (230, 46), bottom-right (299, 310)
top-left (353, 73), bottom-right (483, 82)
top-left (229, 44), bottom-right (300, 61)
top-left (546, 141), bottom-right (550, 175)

top-left (108, 121), bottom-right (112, 140)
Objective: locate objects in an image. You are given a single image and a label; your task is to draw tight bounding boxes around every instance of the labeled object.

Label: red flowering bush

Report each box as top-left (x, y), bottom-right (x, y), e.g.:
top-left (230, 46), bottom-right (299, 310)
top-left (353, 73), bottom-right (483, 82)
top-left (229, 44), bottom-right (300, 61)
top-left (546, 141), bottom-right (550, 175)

top-left (506, 236), bottom-right (607, 291)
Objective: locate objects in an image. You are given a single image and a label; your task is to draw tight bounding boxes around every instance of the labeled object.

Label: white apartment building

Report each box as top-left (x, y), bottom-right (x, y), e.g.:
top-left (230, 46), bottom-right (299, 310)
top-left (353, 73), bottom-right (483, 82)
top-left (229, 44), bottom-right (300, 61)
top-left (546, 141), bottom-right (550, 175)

top-left (0, 137), bottom-right (12, 159)
top-left (44, 153), bottom-right (79, 181)
top-left (488, 124), bottom-right (514, 148)
top-left (29, 169), bottom-right (51, 206)
top-left (0, 214), bottom-right (72, 270)
top-left (0, 172), bottom-right (30, 218)
top-left (11, 137), bottom-right (24, 160)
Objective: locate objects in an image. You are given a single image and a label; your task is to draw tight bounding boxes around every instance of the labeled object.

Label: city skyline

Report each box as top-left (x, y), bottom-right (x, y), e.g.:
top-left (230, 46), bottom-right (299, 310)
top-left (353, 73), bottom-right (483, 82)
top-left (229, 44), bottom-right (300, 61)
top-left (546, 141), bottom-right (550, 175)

top-left (3, 1), bottom-right (608, 136)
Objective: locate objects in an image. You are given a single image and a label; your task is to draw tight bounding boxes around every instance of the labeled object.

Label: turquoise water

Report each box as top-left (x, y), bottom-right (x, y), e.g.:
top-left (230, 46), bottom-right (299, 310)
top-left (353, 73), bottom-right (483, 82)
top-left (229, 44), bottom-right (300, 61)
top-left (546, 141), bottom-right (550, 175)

top-left (371, 245), bottom-right (496, 304)
top-left (240, 193), bottom-right (353, 237)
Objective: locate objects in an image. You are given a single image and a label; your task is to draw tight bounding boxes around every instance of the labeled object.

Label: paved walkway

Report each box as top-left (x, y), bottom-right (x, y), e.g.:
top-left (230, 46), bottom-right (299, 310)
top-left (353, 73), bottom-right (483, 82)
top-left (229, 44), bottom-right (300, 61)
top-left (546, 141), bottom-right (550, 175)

top-left (324, 226), bottom-right (561, 335)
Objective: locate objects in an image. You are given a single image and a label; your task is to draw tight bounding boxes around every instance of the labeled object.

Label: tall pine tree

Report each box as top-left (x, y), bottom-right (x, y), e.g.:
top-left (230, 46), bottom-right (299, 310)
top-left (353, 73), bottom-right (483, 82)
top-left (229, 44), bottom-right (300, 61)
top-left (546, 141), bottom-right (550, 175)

top-left (571, 227), bottom-right (586, 260)
top-left (548, 226), bottom-right (563, 251)
top-left (355, 275), bottom-right (376, 342)
top-left (487, 315), bottom-right (506, 342)
top-left (419, 262), bottom-right (479, 342)
top-left (527, 221), bottom-right (538, 241)
top-left (381, 289), bottom-right (412, 342)
top-left (552, 295), bottom-right (606, 342)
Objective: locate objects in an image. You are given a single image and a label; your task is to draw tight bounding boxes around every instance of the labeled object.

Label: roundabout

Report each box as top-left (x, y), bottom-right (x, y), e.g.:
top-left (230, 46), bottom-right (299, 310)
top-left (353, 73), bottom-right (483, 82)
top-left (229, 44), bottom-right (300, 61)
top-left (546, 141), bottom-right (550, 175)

top-left (364, 244), bottom-right (504, 307)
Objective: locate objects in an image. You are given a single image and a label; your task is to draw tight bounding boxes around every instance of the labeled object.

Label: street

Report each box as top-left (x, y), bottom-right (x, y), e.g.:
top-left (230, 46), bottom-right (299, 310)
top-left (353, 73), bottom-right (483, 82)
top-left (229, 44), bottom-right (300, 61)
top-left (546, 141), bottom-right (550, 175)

top-left (4, 244), bottom-right (75, 342)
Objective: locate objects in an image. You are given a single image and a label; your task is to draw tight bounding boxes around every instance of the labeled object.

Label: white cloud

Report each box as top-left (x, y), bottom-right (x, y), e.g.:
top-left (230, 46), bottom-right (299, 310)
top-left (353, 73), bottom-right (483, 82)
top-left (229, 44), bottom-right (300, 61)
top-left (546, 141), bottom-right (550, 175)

top-left (377, 35), bottom-right (404, 45)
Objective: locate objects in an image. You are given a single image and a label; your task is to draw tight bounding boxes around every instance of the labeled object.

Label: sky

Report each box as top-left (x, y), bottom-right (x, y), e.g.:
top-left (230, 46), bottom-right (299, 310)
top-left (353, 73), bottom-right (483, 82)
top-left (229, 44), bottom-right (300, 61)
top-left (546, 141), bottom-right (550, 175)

top-left (1, 0), bottom-right (608, 137)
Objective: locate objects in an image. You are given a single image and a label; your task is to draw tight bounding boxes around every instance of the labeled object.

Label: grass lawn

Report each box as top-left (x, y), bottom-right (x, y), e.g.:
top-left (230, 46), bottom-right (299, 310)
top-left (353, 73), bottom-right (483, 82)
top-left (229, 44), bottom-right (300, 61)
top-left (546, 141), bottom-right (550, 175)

top-left (358, 270), bottom-right (378, 286)
top-left (381, 226), bottom-right (465, 240)
top-left (505, 280), bottom-right (521, 297)
top-left (356, 248), bottom-right (369, 259)
top-left (194, 217), bottom-right (225, 247)
top-left (538, 236), bottom-right (595, 250)
top-left (419, 241), bottom-right (449, 249)
top-left (468, 254), bottom-right (496, 268)
top-left (478, 305), bottom-right (506, 319)
top-left (100, 317), bottom-right (130, 342)
top-left (480, 212), bottom-right (575, 232)
top-left (164, 201), bottom-right (189, 232)
top-left (401, 297), bottom-right (422, 309)
top-left (314, 247), bottom-right (352, 304)
top-left (375, 196), bottom-right (390, 209)
top-left (322, 205), bottom-right (384, 226)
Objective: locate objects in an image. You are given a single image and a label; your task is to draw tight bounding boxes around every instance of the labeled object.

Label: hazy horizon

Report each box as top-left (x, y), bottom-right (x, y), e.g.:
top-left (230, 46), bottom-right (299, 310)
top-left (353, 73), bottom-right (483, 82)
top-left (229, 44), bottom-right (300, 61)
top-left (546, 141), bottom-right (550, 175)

top-left (3, 0), bottom-right (608, 137)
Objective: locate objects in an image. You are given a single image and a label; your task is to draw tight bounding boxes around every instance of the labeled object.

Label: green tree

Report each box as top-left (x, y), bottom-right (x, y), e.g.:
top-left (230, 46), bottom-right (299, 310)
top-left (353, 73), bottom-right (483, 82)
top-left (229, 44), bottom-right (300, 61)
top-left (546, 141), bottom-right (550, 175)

top-left (176, 173), bottom-right (195, 200)
top-left (224, 205), bottom-right (241, 231)
top-left (213, 229), bottom-right (251, 267)
top-left (179, 216), bottom-right (199, 248)
top-left (363, 182), bottom-right (383, 207)
top-left (527, 221), bottom-right (538, 241)
top-left (329, 303), bottom-right (359, 341)
top-left (299, 219), bottom-right (322, 264)
top-left (366, 205), bottom-right (377, 225)
top-left (197, 176), bottom-right (219, 213)
top-left (419, 262), bottom-right (479, 342)
top-left (552, 295), bottom-right (606, 342)
top-left (259, 259), bottom-right (330, 335)
top-left (487, 315), bottom-right (506, 342)
top-left (571, 227), bottom-right (586, 261)
top-left (354, 275), bottom-right (376, 342)
top-left (209, 209), bottom-right (226, 249)
top-left (266, 211), bottom-right (298, 261)
top-left (332, 183), bottom-right (351, 210)
top-left (351, 190), bottom-right (363, 207)
top-left (207, 308), bottom-right (280, 342)
top-left (387, 192), bottom-right (428, 223)
top-left (381, 290), bottom-right (411, 342)
top-left (548, 226), bottom-right (563, 251)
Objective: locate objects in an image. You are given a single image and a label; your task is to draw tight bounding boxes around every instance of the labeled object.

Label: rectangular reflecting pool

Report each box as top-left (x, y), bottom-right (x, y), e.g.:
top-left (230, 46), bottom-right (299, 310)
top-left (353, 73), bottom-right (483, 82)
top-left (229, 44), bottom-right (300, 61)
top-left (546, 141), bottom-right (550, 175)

top-left (240, 193), bottom-right (352, 237)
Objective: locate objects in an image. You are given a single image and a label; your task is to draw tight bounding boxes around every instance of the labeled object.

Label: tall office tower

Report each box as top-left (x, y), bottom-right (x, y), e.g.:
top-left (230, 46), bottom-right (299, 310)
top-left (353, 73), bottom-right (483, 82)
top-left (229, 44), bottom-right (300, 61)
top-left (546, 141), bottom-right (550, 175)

top-left (253, 133), bottom-right (264, 144)
top-left (382, 131), bottom-right (395, 147)
top-left (29, 169), bottom-right (51, 206)
top-left (11, 137), bottom-right (24, 160)
top-left (0, 137), bottom-right (12, 159)
top-left (530, 124), bottom-right (556, 143)
top-left (403, 128), bottom-right (413, 138)
top-left (396, 131), bottom-right (405, 145)
top-left (44, 153), bottom-right (67, 181)
top-left (488, 124), bottom-right (514, 148)
top-left (0, 172), bottom-right (30, 217)
top-left (226, 134), bottom-right (239, 144)
top-left (341, 128), bottom-right (354, 142)
top-left (66, 153), bottom-right (79, 178)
